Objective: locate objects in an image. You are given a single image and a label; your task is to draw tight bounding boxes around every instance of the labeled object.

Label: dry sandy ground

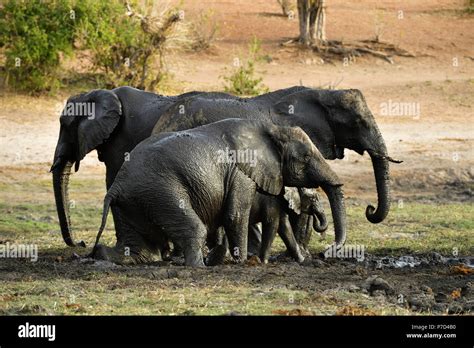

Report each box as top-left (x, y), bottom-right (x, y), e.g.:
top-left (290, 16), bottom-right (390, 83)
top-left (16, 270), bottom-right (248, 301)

top-left (1, 1), bottom-right (473, 203)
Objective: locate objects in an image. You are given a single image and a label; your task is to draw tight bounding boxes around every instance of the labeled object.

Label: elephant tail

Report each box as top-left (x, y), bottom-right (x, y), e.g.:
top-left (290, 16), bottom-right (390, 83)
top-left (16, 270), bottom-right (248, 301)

top-left (91, 193), bottom-right (115, 257)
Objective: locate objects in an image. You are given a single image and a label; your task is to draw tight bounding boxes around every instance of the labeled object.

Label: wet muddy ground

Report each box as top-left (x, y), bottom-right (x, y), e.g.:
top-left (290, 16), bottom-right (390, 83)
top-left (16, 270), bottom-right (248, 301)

top-left (0, 246), bottom-right (472, 315)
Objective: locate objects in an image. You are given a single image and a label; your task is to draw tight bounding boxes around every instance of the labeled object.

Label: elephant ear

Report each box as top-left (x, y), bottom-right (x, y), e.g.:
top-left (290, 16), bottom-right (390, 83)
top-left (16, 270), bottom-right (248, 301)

top-left (283, 187), bottom-right (301, 215)
top-left (272, 89), bottom-right (339, 159)
top-left (223, 120), bottom-right (283, 195)
top-left (63, 90), bottom-right (122, 162)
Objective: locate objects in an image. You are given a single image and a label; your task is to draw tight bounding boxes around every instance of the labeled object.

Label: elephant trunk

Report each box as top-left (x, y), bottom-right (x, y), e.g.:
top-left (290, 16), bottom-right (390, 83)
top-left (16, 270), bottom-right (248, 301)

top-left (366, 149), bottom-right (391, 224)
top-left (52, 159), bottom-right (84, 247)
top-left (293, 214), bottom-right (312, 248)
top-left (321, 184), bottom-right (346, 246)
top-left (312, 209), bottom-right (328, 233)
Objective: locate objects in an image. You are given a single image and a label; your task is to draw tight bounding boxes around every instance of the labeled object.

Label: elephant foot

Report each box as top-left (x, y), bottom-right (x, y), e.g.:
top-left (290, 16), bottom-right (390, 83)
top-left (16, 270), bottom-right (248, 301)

top-left (290, 246), bottom-right (305, 264)
top-left (295, 251), bottom-right (305, 264)
top-left (184, 246), bottom-right (205, 267)
top-left (294, 244), bottom-right (309, 263)
top-left (91, 244), bottom-right (159, 265)
top-left (206, 244), bottom-right (228, 266)
top-left (91, 244), bottom-right (126, 264)
top-left (186, 258), bottom-right (205, 267)
top-left (271, 248), bottom-right (305, 263)
top-left (247, 225), bottom-right (262, 256)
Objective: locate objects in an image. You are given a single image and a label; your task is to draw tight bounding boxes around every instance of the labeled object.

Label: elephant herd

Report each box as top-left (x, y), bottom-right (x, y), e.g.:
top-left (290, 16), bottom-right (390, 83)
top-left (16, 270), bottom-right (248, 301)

top-left (51, 86), bottom-right (400, 267)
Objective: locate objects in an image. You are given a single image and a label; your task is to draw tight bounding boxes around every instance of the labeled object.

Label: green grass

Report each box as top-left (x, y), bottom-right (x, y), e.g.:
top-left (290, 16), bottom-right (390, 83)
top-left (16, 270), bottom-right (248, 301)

top-left (1, 200), bottom-right (472, 257)
top-left (0, 177), bottom-right (472, 315)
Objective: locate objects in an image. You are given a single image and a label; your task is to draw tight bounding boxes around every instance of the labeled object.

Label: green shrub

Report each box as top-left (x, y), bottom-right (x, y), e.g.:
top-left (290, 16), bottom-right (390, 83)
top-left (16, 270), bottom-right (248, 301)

top-left (0, 0), bottom-right (183, 93)
top-left (0, 0), bottom-right (77, 93)
top-left (467, 0), bottom-right (474, 14)
top-left (189, 9), bottom-right (219, 52)
top-left (74, 1), bottom-right (182, 90)
top-left (222, 37), bottom-right (269, 96)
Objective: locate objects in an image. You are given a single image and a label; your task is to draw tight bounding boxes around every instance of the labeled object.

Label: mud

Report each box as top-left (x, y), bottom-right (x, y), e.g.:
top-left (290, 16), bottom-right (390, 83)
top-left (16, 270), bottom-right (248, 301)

top-left (2, 250), bottom-right (472, 315)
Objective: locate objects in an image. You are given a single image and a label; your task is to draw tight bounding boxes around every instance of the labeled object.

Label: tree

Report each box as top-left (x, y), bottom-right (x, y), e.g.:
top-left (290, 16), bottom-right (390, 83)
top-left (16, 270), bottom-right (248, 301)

top-left (297, 0), bottom-right (326, 46)
top-left (291, 1), bottom-right (415, 64)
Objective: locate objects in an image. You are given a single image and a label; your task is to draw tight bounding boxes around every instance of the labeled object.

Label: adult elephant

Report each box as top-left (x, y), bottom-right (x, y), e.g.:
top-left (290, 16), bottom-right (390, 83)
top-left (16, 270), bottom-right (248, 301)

top-left (91, 119), bottom-right (346, 266)
top-left (152, 88), bottom-right (401, 227)
top-left (51, 86), bottom-right (306, 247)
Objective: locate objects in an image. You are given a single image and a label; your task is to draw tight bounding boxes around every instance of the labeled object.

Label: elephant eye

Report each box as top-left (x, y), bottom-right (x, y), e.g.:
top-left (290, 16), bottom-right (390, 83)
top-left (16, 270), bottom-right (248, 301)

top-left (303, 154), bottom-right (311, 162)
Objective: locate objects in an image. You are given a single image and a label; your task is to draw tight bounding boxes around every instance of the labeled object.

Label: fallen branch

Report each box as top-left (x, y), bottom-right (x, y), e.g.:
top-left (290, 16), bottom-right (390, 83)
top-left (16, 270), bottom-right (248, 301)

top-left (355, 47), bottom-right (394, 64)
top-left (281, 36), bottom-right (416, 63)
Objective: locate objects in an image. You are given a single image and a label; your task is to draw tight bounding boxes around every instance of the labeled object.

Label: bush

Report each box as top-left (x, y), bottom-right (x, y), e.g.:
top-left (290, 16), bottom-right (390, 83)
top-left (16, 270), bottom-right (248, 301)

top-left (0, 0), bottom-right (77, 92)
top-left (0, 0), bottom-right (183, 93)
top-left (189, 9), bottom-right (219, 52)
top-left (222, 37), bottom-right (269, 96)
top-left (75, 1), bottom-right (182, 90)
top-left (467, 0), bottom-right (474, 14)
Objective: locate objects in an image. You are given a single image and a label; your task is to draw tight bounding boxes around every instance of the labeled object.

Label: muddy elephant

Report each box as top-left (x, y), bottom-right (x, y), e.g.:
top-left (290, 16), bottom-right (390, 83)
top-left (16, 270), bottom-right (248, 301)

top-left (153, 88), bottom-right (401, 226)
top-left (284, 187), bottom-right (328, 250)
top-left (92, 119), bottom-right (346, 267)
top-left (50, 86), bottom-right (307, 247)
top-left (251, 187), bottom-right (328, 263)
top-left (208, 186), bottom-right (328, 265)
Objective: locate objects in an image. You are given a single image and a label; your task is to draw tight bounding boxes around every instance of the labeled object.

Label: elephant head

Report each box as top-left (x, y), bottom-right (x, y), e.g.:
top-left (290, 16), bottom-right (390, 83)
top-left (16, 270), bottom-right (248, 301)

top-left (50, 90), bottom-right (122, 246)
top-left (223, 120), bottom-right (346, 247)
top-left (284, 186), bottom-right (327, 249)
top-left (274, 88), bottom-right (401, 224)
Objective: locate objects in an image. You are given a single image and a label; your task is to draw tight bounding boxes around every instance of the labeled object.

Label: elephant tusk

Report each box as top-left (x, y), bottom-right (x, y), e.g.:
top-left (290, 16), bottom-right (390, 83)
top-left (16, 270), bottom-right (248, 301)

top-left (386, 156), bottom-right (403, 164)
top-left (369, 150), bottom-right (403, 164)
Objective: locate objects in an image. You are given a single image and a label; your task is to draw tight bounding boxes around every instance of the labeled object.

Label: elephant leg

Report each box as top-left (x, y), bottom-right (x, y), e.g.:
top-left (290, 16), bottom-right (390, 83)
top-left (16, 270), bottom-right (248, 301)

top-left (108, 207), bottom-right (160, 264)
top-left (223, 177), bottom-right (255, 263)
top-left (206, 227), bottom-right (228, 266)
top-left (259, 220), bottom-right (278, 264)
top-left (278, 214), bottom-right (305, 263)
top-left (248, 224), bottom-right (262, 256)
top-left (183, 239), bottom-right (205, 267)
top-left (166, 211), bottom-right (207, 267)
top-left (111, 205), bottom-right (126, 248)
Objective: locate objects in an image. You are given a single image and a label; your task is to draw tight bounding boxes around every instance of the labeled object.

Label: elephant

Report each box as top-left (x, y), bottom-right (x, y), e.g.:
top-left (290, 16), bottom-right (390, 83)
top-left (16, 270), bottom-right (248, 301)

top-left (207, 186), bottom-right (328, 265)
top-left (251, 187), bottom-right (328, 264)
top-left (51, 86), bottom-right (308, 247)
top-left (284, 187), bottom-right (328, 250)
top-left (152, 87), bottom-right (401, 228)
top-left (91, 119), bottom-right (346, 267)
top-left (51, 87), bottom-right (180, 247)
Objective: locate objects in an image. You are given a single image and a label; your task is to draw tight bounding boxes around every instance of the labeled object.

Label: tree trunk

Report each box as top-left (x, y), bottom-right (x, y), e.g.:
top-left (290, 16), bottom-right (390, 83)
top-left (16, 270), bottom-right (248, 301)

top-left (297, 0), bottom-right (310, 45)
top-left (312, 0), bottom-right (326, 45)
top-left (298, 0), bottom-right (326, 47)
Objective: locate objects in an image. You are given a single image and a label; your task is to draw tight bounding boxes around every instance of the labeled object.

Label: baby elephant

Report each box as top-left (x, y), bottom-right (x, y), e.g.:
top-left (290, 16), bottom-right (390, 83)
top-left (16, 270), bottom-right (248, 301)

top-left (254, 187), bottom-right (327, 263)
top-left (252, 187), bottom-right (328, 264)
top-left (92, 119), bottom-right (347, 267)
top-left (206, 187), bottom-right (328, 265)
top-left (286, 187), bottom-right (328, 251)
